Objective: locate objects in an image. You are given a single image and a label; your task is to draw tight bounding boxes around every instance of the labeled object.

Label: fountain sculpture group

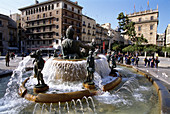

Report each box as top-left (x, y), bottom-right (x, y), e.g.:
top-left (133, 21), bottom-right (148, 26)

top-left (18, 26), bottom-right (122, 103)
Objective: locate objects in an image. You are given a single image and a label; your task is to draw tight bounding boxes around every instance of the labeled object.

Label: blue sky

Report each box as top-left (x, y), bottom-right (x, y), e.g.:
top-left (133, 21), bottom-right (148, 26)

top-left (0, 0), bottom-right (169, 33)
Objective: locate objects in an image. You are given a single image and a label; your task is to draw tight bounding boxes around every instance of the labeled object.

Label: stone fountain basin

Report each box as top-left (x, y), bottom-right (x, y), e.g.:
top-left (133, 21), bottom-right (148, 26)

top-left (18, 73), bottom-right (122, 103)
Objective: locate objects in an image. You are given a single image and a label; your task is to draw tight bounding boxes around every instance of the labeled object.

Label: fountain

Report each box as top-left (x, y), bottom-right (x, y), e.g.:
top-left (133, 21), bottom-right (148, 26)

top-left (0, 26), bottom-right (161, 113)
top-left (18, 25), bottom-right (122, 103)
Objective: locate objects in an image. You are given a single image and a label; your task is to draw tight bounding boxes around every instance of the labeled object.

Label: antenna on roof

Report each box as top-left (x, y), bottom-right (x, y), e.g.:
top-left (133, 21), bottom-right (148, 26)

top-left (134, 3), bottom-right (136, 13)
top-left (147, 0), bottom-right (150, 10)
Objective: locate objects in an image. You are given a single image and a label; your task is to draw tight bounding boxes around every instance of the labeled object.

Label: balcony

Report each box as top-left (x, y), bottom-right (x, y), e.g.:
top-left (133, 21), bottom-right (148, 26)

top-left (82, 24), bottom-right (86, 27)
top-left (26, 31), bottom-right (55, 35)
top-left (25, 16), bottom-right (55, 23)
top-left (82, 31), bottom-right (86, 34)
top-left (63, 14), bottom-right (81, 22)
top-left (135, 19), bottom-right (158, 24)
top-left (62, 8), bottom-right (82, 15)
top-left (92, 34), bottom-right (95, 36)
top-left (26, 23), bottom-right (55, 28)
top-left (88, 25), bottom-right (91, 28)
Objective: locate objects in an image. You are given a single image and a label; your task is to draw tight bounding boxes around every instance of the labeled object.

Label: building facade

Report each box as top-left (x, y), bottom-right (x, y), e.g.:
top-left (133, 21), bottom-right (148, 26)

top-left (126, 8), bottom-right (159, 45)
top-left (82, 15), bottom-right (96, 43)
top-left (157, 33), bottom-right (165, 47)
top-left (19, 0), bottom-right (82, 52)
top-left (0, 14), bottom-right (17, 54)
top-left (165, 24), bottom-right (170, 47)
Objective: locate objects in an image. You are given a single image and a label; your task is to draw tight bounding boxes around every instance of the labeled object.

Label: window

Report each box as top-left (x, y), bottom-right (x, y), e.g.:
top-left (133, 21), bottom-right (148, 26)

top-left (0, 33), bottom-right (2, 40)
top-left (45, 6), bottom-right (47, 11)
top-left (151, 16), bottom-right (154, 20)
top-left (56, 25), bottom-right (59, 29)
top-left (36, 8), bottom-right (38, 13)
top-left (50, 12), bottom-right (52, 16)
top-left (139, 18), bottom-right (141, 22)
top-left (42, 7), bottom-right (44, 12)
top-left (32, 22), bottom-right (34, 26)
top-left (150, 25), bottom-right (153, 30)
top-left (33, 9), bottom-right (35, 14)
top-left (78, 10), bottom-right (80, 14)
top-left (56, 18), bottom-right (59, 21)
top-left (49, 40), bottom-right (52, 44)
top-left (83, 28), bottom-right (85, 32)
top-left (32, 41), bottom-right (34, 45)
top-left (71, 21), bottom-right (74, 25)
top-left (56, 11), bottom-right (59, 14)
top-left (72, 7), bottom-right (74, 11)
top-left (138, 33), bottom-right (141, 36)
top-left (64, 3), bottom-right (67, 8)
top-left (43, 13), bottom-right (45, 18)
top-left (56, 33), bottom-right (59, 36)
top-left (52, 4), bottom-right (54, 9)
top-left (39, 7), bottom-right (41, 12)
top-left (0, 20), bottom-right (2, 26)
top-left (49, 26), bottom-right (52, 31)
top-left (150, 32), bottom-right (153, 35)
top-left (43, 27), bottom-right (45, 31)
top-left (37, 21), bottom-right (39, 25)
top-left (138, 26), bottom-right (141, 31)
top-left (43, 20), bottom-right (46, 24)
top-left (72, 14), bottom-right (74, 18)
top-left (57, 3), bottom-right (59, 7)
top-left (48, 5), bottom-right (51, 10)
top-left (43, 40), bottom-right (45, 44)
top-left (37, 15), bottom-right (39, 19)
top-left (37, 41), bottom-right (39, 45)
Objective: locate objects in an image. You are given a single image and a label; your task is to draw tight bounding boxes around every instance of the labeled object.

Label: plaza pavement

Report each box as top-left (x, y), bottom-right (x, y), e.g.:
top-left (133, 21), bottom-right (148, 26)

top-left (0, 55), bottom-right (169, 91)
top-left (124, 56), bottom-right (170, 91)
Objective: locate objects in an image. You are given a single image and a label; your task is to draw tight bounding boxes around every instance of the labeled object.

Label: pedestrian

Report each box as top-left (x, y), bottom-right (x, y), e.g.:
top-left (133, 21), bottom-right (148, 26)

top-left (144, 56), bottom-right (148, 67)
top-left (135, 56), bottom-right (139, 67)
top-left (5, 51), bottom-right (10, 67)
top-left (106, 51), bottom-right (111, 65)
top-left (131, 56), bottom-right (135, 66)
top-left (148, 56), bottom-right (152, 67)
top-left (151, 56), bottom-right (155, 68)
top-left (21, 52), bottom-right (25, 60)
top-left (155, 56), bottom-right (160, 68)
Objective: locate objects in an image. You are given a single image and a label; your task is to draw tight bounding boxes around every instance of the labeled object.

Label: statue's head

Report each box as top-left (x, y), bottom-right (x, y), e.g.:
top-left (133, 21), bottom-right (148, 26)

top-left (89, 51), bottom-right (93, 56)
top-left (36, 50), bottom-right (41, 56)
top-left (66, 26), bottom-right (74, 39)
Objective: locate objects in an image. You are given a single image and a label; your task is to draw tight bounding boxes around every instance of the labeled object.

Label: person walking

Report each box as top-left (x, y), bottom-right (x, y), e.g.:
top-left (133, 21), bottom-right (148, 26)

top-left (151, 56), bottom-right (155, 68)
top-left (5, 51), bottom-right (10, 67)
top-left (148, 56), bottom-right (152, 67)
top-left (144, 56), bottom-right (148, 67)
top-left (135, 56), bottom-right (139, 67)
top-left (131, 56), bottom-right (135, 66)
top-left (155, 56), bottom-right (160, 68)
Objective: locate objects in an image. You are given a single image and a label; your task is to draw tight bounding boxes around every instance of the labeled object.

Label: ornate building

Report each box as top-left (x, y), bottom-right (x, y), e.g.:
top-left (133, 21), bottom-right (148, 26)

top-left (165, 24), bottom-right (170, 47)
top-left (19, 0), bottom-right (82, 52)
top-left (125, 7), bottom-right (159, 45)
top-left (0, 14), bottom-right (17, 54)
top-left (82, 15), bottom-right (96, 43)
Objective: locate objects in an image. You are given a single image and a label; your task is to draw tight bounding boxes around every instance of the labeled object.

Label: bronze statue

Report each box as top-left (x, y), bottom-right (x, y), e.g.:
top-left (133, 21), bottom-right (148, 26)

top-left (61, 26), bottom-right (94, 59)
top-left (30, 50), bottom-right (46, 87)
top-left (85, 51), bottom-right (95, 84)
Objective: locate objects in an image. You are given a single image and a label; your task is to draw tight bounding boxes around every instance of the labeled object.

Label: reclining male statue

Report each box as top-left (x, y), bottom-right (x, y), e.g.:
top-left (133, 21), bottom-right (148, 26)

top-left (61, 26), bottom-right (95, 59)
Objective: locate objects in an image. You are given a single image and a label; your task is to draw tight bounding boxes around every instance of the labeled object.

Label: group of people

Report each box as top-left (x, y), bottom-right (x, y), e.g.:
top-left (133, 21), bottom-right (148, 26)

top-left (125, 54), bottom-right (140, 67)
top-left (144, 56), bottom-right (160, 68)
top-left (5, 51), bottom-right (16, 67)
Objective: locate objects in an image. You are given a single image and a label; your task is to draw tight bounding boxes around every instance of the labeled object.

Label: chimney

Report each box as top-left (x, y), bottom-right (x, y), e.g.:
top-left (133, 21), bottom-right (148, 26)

top-left (75, 1), bottom-right (78, 4)
top-left (35, 0), bottom-right (39, 4)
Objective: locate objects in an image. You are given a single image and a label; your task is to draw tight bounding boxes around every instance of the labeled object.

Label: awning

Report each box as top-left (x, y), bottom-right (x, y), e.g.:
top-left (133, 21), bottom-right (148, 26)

top-left (8, 47), bottom-right (19, 50)
top-left (40, 48), bottom-right (55, 50)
